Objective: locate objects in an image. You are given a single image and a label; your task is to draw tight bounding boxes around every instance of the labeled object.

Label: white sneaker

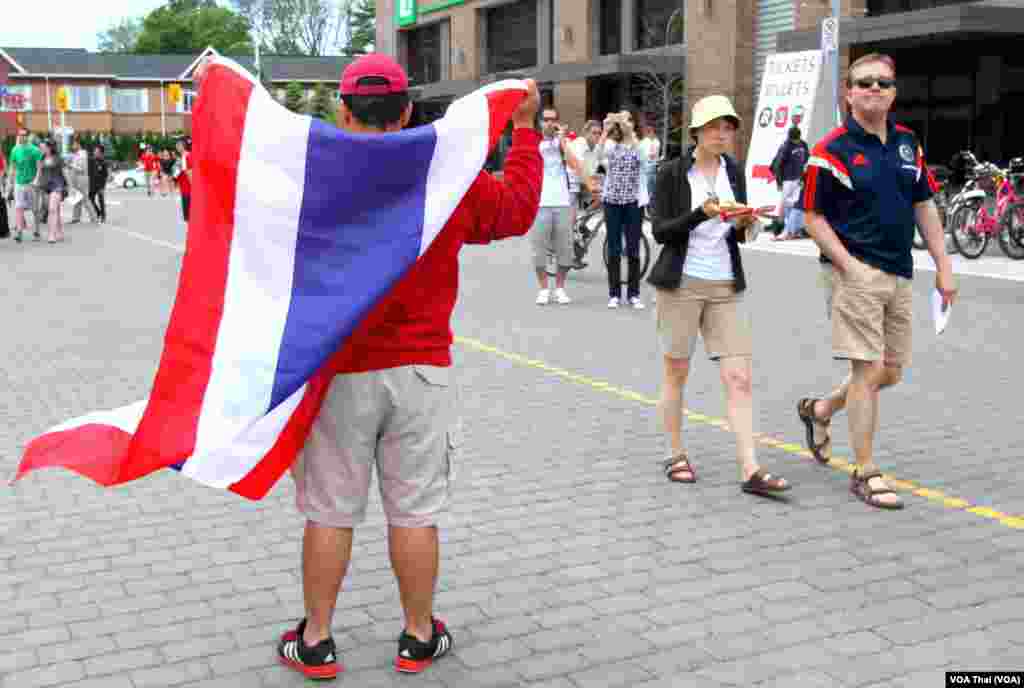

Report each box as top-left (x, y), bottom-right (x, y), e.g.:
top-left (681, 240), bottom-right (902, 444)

top-left (607, 297), bottom-right (620, 309)
top-left (536, 289), bottom-right (550, 305)
top-left (629, 296), bottom-right (645, 310)
top-left (554, 288), bottom-right (571, 305)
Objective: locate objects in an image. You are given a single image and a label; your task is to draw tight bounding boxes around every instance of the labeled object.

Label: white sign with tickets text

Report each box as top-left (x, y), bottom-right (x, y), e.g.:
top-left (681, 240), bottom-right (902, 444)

top-left (745, 50), bottom-right (823, 214)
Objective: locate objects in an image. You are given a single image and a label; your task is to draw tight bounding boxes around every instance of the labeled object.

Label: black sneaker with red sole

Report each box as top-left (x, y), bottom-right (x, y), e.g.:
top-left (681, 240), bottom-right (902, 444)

top-left (277, 619), bottom-right (341, 680)
top-left (395, 617), bottom-right (453, 674)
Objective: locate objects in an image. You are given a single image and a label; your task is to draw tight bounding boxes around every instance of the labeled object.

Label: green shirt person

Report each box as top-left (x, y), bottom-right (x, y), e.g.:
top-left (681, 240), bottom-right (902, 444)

top-left (10, 140), bottom-right (43, 186)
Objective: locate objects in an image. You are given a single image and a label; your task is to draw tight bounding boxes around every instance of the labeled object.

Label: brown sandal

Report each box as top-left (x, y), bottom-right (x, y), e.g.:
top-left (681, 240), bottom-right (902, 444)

top-left (850, 470), bottom-right (904, 510)
top-left (797, 398), bottom-right (831, 465)
top-left (741, 468), bottom-right (791, 497)
top-left (663, 453), bottom-right (696, 483)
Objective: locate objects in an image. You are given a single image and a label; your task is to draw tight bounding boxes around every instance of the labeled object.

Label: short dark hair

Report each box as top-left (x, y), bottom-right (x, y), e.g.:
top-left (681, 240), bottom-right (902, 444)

top-left (341, 77), bottom-right (410, 129)
top-left (847, 53), bottom-right (896, 86)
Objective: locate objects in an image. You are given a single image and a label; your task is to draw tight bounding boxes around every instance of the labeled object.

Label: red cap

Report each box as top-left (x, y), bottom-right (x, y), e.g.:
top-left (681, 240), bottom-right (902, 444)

top-left (340, 54), bottom-right (409, 96)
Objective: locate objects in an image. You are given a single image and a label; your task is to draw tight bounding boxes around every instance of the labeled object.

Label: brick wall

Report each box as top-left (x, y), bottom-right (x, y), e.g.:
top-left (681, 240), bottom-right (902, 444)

top-left (449, 5), bottom-right (480, 81)
top-left (554, 80), bottom-right (589, 131)
top-left (685, 0), bottom-right (756, 157)
top-left (555, 0), bottom-right (593, 64)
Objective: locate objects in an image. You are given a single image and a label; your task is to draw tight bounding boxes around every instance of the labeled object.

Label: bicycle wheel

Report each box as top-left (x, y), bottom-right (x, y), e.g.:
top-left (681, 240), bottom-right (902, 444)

top-left (602, 231), bottom-right (650, 286)
top-left (545, 253), bottom-right (557, 277)
top-left (950, 202), bottom-right (988, 259)
top-left (997, 204), bottom-right (1024, 259)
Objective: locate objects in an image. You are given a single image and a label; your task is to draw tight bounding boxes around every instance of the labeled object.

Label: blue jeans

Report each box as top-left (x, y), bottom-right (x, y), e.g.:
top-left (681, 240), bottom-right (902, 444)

top-left (604, 201), bottom-right (642, 299)
top-left (784, 205), bottom-right (805, 236)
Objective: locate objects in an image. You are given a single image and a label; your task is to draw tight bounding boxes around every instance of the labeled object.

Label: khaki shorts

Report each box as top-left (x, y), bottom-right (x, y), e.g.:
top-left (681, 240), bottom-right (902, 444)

top-left (14, 184), bottom-right (35, 211)
top-left (530, 206), bottom-right (574, 269)
top-left (655, 277), bottom-right (752, 360)
top-left (828, 258), bottom-right (913, 365)
top-left (293, 365), bottom-right (458, 528)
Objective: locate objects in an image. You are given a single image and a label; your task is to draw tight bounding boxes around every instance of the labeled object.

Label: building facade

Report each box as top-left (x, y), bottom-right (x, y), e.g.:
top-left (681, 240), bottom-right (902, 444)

top-left (778, 0), bottom-right (1024, 167)
top-left (0, 47), bottom-right (351, 138)
top-left (378, 0), bottom-right (1024, 165)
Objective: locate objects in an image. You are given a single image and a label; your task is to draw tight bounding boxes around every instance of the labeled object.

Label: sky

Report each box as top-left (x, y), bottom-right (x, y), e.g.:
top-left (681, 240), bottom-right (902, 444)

top-left (2, 0), bottom-right (178, 51)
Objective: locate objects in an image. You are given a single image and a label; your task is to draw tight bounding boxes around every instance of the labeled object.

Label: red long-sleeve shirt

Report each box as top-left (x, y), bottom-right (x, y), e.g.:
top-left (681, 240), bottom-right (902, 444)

top-left (328, 127), bottom-right (543, 374)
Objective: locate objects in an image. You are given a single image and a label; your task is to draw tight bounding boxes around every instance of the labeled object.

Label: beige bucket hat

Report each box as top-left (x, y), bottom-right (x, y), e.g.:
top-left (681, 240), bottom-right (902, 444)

top-left (689, 95), bottom-right (742, 131)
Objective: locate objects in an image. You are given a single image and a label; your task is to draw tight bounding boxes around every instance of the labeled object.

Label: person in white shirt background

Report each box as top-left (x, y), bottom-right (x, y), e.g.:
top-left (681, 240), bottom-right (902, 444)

top-left (531, 107), bottom-right (583, 306)
top-left (638, 121), bottom-right (661, 211)
top-left (569, 120), bottom-right (603, 211)
top-left (68, 138), bottom-right (97, 225)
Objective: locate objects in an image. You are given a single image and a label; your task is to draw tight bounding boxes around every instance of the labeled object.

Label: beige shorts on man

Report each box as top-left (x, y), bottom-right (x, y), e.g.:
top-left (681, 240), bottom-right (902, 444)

top-left (293, 365), bottom-right (457, 528)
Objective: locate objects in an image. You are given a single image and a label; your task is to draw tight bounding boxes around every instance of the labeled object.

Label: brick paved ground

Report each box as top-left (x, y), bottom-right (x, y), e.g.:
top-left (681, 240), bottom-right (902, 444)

top-left (2, 190), bottom-right (1023, 688)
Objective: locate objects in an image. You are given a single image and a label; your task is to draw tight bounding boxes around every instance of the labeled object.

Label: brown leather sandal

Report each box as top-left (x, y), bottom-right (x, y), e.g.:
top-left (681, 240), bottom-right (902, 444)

top-left (663, 453), bottom-right (696, 483)
top-left (850, 469), bottom-right (904, 510)
top-left (741, 468), bottom-right (791, 497)
top-left (797, 398), bottom-right (831, 465)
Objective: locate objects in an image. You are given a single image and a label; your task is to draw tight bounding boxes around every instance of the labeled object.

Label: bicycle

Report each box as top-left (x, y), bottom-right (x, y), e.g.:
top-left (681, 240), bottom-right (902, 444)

top-left (546, 200), bottom-right (652, 285)
top-left (950, 161), bottom-right (1024, 260)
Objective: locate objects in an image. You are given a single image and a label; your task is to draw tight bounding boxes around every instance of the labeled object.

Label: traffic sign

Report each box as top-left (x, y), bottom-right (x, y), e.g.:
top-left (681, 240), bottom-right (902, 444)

top-left (55, 87), bottom-right (69, 112)
top-left (821, 17), bottom-right (839, 53)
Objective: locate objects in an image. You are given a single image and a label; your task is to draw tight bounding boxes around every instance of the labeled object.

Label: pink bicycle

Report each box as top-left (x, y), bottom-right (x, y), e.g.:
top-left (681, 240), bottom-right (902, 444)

top-left (950, 159), bottom-right (1024, 260)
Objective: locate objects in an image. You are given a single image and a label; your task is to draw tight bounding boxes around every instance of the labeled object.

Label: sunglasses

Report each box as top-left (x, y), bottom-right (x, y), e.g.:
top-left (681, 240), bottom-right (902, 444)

top-left (853, 77), bottom-right (896, 90)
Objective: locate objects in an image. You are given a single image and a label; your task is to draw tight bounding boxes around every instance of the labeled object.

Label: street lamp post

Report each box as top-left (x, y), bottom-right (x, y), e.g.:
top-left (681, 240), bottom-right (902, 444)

top-left (661, 6), bottom-right (684, 157)
top-left (831, 0), bottom-right (840, 125)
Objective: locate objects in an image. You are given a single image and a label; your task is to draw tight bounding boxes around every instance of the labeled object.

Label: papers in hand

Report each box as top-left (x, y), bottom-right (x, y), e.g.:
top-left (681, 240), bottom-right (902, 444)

top-left (931, 289), bottom-right (951, 335)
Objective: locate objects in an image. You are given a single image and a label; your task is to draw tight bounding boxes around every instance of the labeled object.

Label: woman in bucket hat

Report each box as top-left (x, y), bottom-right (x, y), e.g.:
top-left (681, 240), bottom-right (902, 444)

top-left (647, 94), bottom-right (791, 498)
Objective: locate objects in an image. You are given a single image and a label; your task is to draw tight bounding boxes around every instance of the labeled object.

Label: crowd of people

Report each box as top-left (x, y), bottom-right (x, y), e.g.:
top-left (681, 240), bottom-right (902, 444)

top-left (0, 133), bottom-right (193, 241)
top-left (530, 107), bottom-right (662, 308)
top-left (255, 51), bottom-right (957, 681)
top-left (1, 129), bottom-right (110, 243)
top-left (6, 51), bottom-right (961, 682)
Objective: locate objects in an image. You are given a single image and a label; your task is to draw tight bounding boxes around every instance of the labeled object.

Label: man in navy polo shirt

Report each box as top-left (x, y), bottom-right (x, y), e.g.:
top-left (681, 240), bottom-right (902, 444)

top-left (797, 53), bottom-right (956, 510)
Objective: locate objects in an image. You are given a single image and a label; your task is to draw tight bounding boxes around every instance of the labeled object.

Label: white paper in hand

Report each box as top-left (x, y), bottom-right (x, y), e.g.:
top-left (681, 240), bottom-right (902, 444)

top-left (931, 289), bottom-right (951, 335)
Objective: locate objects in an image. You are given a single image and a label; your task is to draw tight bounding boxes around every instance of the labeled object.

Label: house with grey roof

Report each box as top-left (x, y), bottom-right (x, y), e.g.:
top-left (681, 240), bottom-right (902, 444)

top-left (0, 46), bottom-right (352, 136)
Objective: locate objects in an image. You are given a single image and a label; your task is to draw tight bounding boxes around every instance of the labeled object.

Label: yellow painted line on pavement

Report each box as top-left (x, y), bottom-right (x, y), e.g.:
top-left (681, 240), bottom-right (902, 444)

top-left (455, 335), bottom-right (1024, 531)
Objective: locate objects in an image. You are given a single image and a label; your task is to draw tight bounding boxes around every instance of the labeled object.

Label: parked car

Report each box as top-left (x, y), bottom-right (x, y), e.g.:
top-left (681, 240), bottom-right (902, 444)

top-left (110, 167), bottom-right (147, 189)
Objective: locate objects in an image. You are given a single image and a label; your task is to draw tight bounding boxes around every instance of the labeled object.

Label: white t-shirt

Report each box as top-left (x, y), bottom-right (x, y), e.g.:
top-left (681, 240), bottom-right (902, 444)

top-left (683, 158), bottom-right (736, 281)
top-left (539, 137), bottom-right (570, 207)
top-left (638, 138), bottom-right (661, 171)
top-left (567, 137), bottom-right (599, 192)
top-left (71, 149), bottom-right (89, 175)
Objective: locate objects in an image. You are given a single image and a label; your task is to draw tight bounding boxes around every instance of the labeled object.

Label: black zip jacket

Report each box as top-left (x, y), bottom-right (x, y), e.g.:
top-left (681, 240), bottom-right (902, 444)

top-left (88, 157), bottom-right (109, 191)
top-left (647, 149), bottom-right (749, 293)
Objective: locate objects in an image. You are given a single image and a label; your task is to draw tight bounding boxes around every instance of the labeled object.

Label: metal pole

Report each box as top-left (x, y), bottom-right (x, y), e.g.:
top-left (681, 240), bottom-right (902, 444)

top-left (832, 0), bottom-right (840, 125)
top-left (160, 79), bottom-right (166, 137)
top-left (46, 76), bottom-right (52, 132)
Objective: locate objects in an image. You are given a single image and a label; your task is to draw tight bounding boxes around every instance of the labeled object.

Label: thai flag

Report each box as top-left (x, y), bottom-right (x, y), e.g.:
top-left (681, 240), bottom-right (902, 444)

top-left (13, 58), bottom-right (528, 500)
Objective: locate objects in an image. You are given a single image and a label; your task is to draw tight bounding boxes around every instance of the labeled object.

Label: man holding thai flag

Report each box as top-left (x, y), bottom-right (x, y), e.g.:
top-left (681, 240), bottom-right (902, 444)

top-left (279, 56), bottom-right (541, 680)
top-left (14, 53), bottom-right (542, 679)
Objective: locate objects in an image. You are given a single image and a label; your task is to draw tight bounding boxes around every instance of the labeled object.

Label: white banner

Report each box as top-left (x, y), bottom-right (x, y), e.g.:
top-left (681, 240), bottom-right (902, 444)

top-left (745, 50), bottom-right (823, 214)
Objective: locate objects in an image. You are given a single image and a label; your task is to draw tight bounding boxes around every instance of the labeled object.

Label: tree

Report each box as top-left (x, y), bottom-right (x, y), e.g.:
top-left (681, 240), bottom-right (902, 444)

top-left (284, 81), bottom-right (306, 113)
top-left (309, 83), bottom-right (335, 122)
top-left (345, 0), bottom-right (375, 55)
top-left (233, 0), bottom-right (345, 56)
top-left (97, 17), bottom-right (143, 53)
top-left (135, 0), bottom-right (253, 54)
